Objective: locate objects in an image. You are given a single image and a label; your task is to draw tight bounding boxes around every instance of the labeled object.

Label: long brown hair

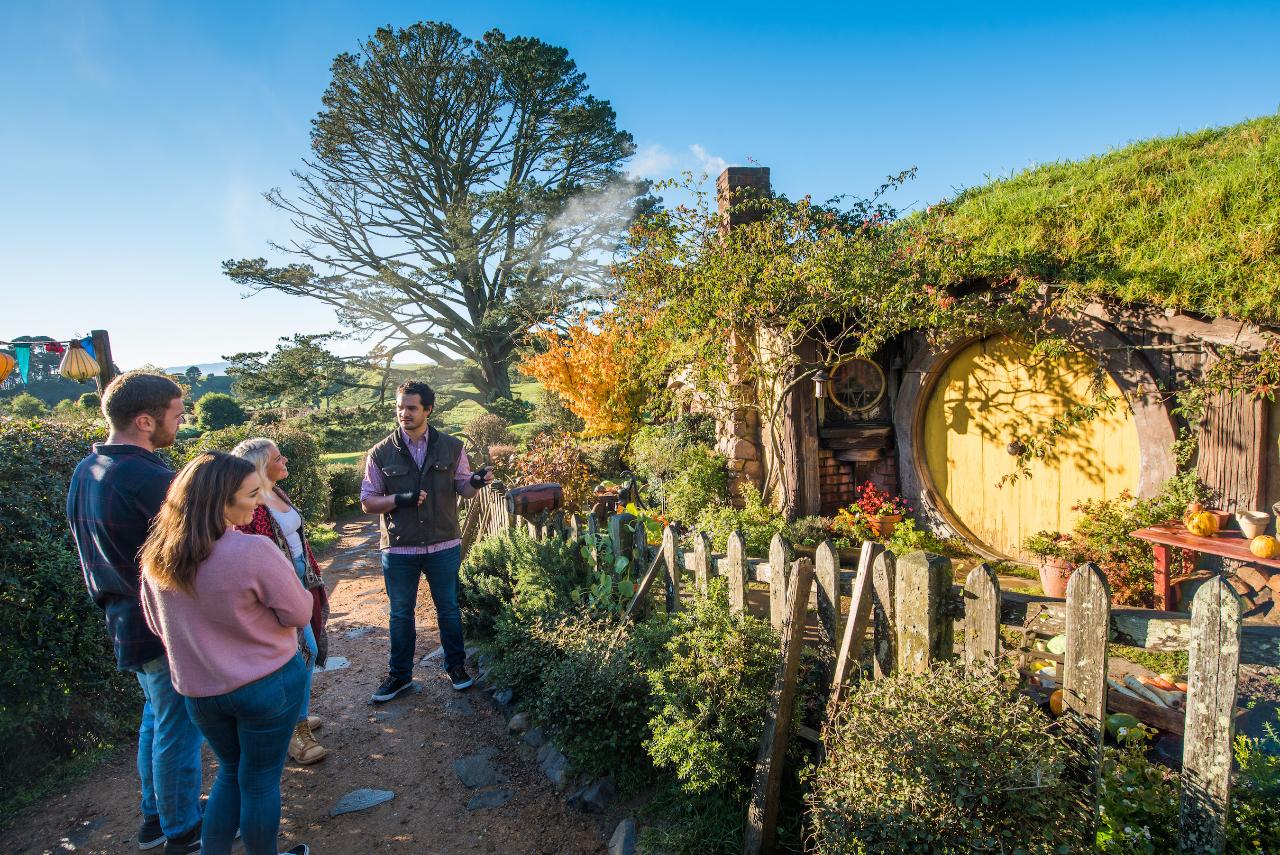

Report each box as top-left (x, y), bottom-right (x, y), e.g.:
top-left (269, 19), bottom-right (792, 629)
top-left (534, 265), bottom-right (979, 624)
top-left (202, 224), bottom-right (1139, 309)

top-left (141, 452), bottom-right (256, 595)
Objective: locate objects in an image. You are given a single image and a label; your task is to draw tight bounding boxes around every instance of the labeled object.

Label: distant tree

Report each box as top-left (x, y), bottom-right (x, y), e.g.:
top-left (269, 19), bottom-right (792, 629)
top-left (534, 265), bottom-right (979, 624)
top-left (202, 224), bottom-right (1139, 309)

top-left (223, 22), bottom-right (648, 403)
top-left (225, 334), bottom-right (385, 408)
top-left (9, 393), bottom-right (48, 418)
top-left (184, 366), bottom-right (202, 386)
top-left (53, 399), bottom-right (77, 416)
top-left (194, 393), bottom-right (247, 431)
top-left (78, 392), bottom-right (101, 411)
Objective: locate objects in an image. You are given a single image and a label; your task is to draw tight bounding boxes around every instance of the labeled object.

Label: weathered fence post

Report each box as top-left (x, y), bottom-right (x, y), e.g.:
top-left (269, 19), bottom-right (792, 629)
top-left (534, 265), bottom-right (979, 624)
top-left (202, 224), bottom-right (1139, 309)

top-left (661, 525), bottom-right (680, 612)
top-left (814, 541), bottom-right (842, 646)
top-left (826, 540), bottom-right (882, 720)
top-left (586, 515), bottom-right (601, 572)
top-left (894, 551), bottom-right (953, 673)
top-left (693, 531), bottom-right (713, 594)
top-left (744, 558), bottom-right (816, 855)
top-left (726, 530), bottom-right (747, 613)
top-left (632, 515), bottom-right (648, 578)
top-left (871, 549), bottom-right (897, 679)
top-left (1178, 575), bottom-right (1242, 855)
top-left (459, 497), bottom-right (482, 559)
top-left (609, 512), bottom-right (635, 564)
top-left (1062, 563), bottom-right (1110, 842)
top-left (962, 563), bottom-right (1000, 672)
top-left (624, 550), bottom-right (666, 620)
top-left (768, 534), bottom-right (793, 631)
top-left (568, 513), bottom-right (581, 543)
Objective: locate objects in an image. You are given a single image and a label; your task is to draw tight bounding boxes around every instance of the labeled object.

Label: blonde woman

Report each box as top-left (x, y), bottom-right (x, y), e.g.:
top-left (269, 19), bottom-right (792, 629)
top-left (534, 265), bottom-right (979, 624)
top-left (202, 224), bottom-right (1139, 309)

top-left (230, 437), bottom-right (330, 765)
top-left (140, 451), bottom-right (311, 855)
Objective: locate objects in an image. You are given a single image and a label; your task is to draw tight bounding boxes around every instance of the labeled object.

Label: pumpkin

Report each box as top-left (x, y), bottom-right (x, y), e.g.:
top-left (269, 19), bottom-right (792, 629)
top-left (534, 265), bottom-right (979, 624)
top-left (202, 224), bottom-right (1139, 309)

top-left (1049, 689), bottom-right (1064, 716)
top-left (1185, 511), bottom-right (1217, 537)
top-left (1251, 535), bottom-right (1278, 559)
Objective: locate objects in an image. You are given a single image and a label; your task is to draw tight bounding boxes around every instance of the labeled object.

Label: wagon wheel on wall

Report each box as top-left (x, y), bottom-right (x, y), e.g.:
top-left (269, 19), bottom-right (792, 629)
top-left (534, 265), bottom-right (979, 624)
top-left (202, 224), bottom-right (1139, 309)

top-left (829, 357), bottom-right (887, 417)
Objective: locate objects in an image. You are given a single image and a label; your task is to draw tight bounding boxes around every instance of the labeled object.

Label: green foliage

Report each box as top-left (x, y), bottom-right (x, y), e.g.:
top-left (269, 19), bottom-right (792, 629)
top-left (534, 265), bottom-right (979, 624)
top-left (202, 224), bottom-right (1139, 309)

top-left (225, 333), bottom-right (379, 407)
top-left (811, 661), bottom-right (1086, 854)
top-left (174, 422), bottom-right (330, 522)
top-left (459, 529), bottom-right (591, 640)
top-left (193, 392), bottom-right (246, 431)
top-left (0, 418), bottom-right (138, 800)
top-left (697, 483), bottom-right (786, 555)
top-left (534, 387), bottom-right (585, 434)
top-left (645, 580), bottom-right (779, 795)
top-left (1230, 726), bottom-right (1280, 854)
top-left (782, 515), bottom-right (832, 547)
top-left (627, 418), bottom-right (728, 524)
top-left (626, 416), bottom-right (715, 487)
top-left (885, 518), bottom-right (965, 557)
top-left (77, 392), bottom-right (100, 410)
top-left (326, 462), bottom-right (364, 517)
top-left (9, 392), bottom-right (48, 417)
top-left (304, 522), bottom-right (340, 553)
top-left (662, 446), bottom-right (729, 525)
top-left (288, 405), bottom-right (394, 453)
top-left (484, 395), bottom-right (535, 424)
top-left (571, 531), bottom-right (636, 616)
top-left (938, 113), bottom-right (1280, 324)
top-left (464, 411), bottom-right (514, 456)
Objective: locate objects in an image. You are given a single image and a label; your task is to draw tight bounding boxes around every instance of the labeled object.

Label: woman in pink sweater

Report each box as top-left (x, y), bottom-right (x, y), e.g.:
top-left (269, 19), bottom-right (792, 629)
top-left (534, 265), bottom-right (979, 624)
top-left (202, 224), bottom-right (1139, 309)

top-left (141, 451), bottom-right (311, 855)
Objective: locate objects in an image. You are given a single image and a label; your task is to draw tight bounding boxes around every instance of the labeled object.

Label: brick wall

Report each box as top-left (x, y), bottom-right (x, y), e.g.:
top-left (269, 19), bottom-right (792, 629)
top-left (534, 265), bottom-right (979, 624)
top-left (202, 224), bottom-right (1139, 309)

top-left (818, 449), bottom-right (900, 516)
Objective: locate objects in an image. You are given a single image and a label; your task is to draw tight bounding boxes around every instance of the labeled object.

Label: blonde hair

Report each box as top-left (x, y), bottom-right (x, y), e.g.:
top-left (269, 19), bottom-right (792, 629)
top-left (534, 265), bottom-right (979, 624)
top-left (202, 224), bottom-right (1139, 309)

top-left (230, 437), bottom-right (279, 493)
top-left (141, 452), bottom-right (256, 595)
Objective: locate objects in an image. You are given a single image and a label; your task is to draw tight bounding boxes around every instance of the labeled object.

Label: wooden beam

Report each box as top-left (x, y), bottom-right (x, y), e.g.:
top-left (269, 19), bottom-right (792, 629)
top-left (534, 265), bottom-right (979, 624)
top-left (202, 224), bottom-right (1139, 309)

top-left (744, 558), bottom-right (815, 855)
top-left (1062, 564), bottom-right (1110, 843)
top-left (768, 534), bottom-right (792, 631)
top-left (726, 531), bottom-right (747, 613)
top-left (826, 541), bottom-right (881, 721)
top-left (624, 550), bottom-right (666, 620)
top-left (661, 525), bottom-right (680, 612)
top-left (962, 563), bottom-right (1000, 672)
top-left (871, 550), bottom-right (897, 679)
top-left (894, 551), bottom-right (953, 673)
top-left (813, 541), bottom-right (841, 646)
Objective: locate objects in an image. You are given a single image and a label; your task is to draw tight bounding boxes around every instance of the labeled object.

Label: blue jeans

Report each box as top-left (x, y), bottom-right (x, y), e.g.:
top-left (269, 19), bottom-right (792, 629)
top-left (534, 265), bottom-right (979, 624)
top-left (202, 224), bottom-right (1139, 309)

top-left (291, 553), bottom-right (317, 722)
top-left (185, 655), bottom-right (306, 855)
top-left (135, 656), bottom-right (204, 837)
top-left (382, 546), bottom-right (464, 678)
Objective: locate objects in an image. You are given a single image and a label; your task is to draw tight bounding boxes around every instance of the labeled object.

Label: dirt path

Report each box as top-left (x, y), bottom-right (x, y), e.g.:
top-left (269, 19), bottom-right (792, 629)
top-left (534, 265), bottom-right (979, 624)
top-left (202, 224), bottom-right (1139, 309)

top-left (0, 518), bottom-right (606, 855)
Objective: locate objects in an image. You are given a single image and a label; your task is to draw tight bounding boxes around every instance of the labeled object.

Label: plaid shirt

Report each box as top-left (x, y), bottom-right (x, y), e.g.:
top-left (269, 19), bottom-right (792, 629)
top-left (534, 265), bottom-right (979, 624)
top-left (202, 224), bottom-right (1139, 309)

top-left (66, 443), bottom-right (174, 671)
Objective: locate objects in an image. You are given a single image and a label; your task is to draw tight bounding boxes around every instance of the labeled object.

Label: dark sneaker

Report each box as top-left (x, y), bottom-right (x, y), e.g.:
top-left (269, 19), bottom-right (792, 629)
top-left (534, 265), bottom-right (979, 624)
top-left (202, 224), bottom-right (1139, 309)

top-left (447, 664), bottom-right (474, 691)
top-left (371, 675), bottom-right (414, 703)
top-left (162, 821), bottom-right (201, 855)
top-left (137, 814), bottom-right (164, 850)
top-left (281, 845), bottom-right (310, 855)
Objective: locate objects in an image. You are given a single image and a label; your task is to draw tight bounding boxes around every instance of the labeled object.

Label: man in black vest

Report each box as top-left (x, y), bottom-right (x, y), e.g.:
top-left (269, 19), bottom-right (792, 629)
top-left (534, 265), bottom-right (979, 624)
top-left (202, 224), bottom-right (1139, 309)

top-left (360, 380), bottom-right (493, 702)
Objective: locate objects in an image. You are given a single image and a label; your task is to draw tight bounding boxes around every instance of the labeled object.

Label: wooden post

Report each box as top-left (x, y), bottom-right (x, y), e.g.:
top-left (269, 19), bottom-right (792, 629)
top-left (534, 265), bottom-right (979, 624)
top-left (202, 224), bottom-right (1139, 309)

top-left (744, 558), bottom-right (816, 855)
top-left (1152, 543), bottom-right (1173, 611)
top-left (827, 541), bottom-right (881, 720)
top-left (693, 531), bottom-right (712, 594)
top-left (1178, 575), bottom-right (1242, 855)
top-left (89, 329), bottom-right (117, 391)
top-left (1062, 563), bottom-right (1110, 842)
top-left (962, 563), bottom-right (1000, 673)
top-left (726, 530), bottom-right (747, 613)
top-left (894, 551), bottom-right (953, 673)
top-left (568, 513), bottom-right (581, 543)
top-left (609, 513), bottom-right (635, 563)
top-left (768, 533), bottom-right (792, 630)
top-left (871, 549), bottom-right (897, 679)
top-left (624, 550), bottom-right (666, 620)
top-left (814, 540), bottom-right (842, 647)
top-left (587, 515), bottom-right (601, 571)
top-left (632, 516), bottom-right (648, 579)
top-left (661, 525), bottom-right (680, 612)
top-left (459, 498), bottom-right (482, 558)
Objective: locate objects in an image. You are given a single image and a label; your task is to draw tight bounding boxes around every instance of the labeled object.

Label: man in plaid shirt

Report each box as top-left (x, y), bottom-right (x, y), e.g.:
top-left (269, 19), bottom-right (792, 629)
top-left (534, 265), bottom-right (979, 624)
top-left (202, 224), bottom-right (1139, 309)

top-left (66, 372), bottom-right (204, 854)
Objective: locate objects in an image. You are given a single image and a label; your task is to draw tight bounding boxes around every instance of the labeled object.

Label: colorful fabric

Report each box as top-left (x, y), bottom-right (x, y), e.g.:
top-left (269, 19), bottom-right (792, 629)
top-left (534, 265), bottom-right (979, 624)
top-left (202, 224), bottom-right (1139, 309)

top-left (80, 336), bottom-right (96, 359)
top-left (14, 344), bottom-right (29, 383)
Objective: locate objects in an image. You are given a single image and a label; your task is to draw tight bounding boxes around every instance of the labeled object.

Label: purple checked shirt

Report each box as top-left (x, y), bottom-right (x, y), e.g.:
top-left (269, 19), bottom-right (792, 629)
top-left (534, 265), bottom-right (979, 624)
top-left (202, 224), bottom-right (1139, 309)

top-left (360, 428), bottom-right (474, 554)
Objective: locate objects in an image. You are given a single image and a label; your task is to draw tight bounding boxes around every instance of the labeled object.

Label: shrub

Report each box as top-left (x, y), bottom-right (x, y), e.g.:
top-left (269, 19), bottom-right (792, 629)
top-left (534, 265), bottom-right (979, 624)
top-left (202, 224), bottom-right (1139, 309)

top-left (0, 418), bottom-right (138, 797)
top-left (508, 431), bottom-right (593, 511)
top-left (627, 416), bottom-right (716, 489)
top-left (327, 462), bottom-right (364, 517)
top-left (534, 387), bottom-right (585, 434)
top-left (885, 518), bottom-right (966, 557)
top-left (174, 423), bottom-right (330, 522)
top-left (77, 392), bottom-right (101, 410)
top-left (9, 392), bottom-right (48, 418)
top-left (193, 392), bottom-right (246, 431)
top-left (581, 437), bottom-right (627, 484)
top-left (460, 528), bottom-right (590, 640)
top-left (811, 661), bottom-right (1086, 854)
top-left (645, 581), bottom-right (779, 795)
top-left (484, 395), bottom-right (535, 424)
top-left (464, 411), bottom-right (514, 457)
top-left (662, 446), bottom-right (729, 525)
top-left (288, 405), bottom-right (393, 453)
top-left (784, 515), bottom-right (833, 547)
top-left (696, 483), bottom-right (786, 555)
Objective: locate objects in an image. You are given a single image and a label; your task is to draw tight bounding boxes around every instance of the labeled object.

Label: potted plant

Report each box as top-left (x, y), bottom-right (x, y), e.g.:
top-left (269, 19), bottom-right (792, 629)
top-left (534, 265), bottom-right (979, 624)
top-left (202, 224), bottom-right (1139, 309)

top-left (853, 482), bottom-right (912, 539)
top-left (1024, 530), bottom-right (1075, 598)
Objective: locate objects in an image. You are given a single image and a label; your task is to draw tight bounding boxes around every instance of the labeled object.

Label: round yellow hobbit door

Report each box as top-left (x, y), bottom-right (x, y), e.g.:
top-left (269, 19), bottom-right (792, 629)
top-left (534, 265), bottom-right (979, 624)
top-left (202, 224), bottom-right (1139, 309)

top-left (921, 335), bottom-right (1140, 563)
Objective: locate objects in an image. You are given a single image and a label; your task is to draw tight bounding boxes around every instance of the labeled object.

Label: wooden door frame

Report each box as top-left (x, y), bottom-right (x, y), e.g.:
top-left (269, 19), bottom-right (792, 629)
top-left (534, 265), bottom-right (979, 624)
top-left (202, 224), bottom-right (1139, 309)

top-left (894, 316), bottom-right (1177, 561)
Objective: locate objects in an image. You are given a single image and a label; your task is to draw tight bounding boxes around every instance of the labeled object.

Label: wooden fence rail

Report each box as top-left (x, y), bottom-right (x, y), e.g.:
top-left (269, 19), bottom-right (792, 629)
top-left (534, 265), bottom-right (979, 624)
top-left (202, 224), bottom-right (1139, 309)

top-left (465, 503), bottom-right (1249, 855)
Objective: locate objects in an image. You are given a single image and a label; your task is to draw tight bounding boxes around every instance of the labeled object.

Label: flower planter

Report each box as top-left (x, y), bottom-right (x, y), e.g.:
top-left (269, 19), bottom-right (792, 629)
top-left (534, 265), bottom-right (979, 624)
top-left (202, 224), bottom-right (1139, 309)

top-left (1038, 557), bottom-right (1072, 598)
top-left (873, 513), bottom-right (904, 539)
top-left (1236, 510), bottom-right (1271, 540)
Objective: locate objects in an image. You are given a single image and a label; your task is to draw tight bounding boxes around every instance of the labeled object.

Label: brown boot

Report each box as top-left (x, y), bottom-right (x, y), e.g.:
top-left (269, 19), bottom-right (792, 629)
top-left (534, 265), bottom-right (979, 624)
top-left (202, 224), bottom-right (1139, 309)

top-left (306, 715), bottom-right (323, 731)
top-left (289, 720), bottom-right (327, 765)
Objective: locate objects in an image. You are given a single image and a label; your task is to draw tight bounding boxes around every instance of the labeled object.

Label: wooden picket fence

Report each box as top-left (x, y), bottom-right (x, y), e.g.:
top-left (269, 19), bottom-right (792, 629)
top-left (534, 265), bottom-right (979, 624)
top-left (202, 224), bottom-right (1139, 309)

top-left (461, 496), bottom-right (1264, 855)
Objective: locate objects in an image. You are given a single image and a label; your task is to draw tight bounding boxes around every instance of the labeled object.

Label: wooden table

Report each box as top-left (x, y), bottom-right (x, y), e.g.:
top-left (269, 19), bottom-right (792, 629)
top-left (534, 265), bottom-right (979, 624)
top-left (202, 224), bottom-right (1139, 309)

top-left (1131, 522), bottom-right (1280, 610)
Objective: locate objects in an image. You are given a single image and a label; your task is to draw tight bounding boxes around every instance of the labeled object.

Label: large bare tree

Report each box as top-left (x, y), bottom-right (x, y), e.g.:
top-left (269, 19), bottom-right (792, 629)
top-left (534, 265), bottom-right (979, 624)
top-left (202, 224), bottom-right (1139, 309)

top-left (224, 22), bottom-right (647, 401)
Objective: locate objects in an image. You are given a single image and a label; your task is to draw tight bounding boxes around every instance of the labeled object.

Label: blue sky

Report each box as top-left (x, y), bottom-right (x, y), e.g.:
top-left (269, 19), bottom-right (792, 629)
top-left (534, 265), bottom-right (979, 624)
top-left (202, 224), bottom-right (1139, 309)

top-left (2, 1), bottom-right (1277, 369)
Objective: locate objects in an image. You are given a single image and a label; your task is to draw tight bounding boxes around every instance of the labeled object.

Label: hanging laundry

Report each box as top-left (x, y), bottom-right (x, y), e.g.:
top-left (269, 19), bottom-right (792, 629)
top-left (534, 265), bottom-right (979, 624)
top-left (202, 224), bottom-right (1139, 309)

top-left (14, 344), bottom-right (31, 383)
top-left (80, 337), bottom-right (96, 360)
top-left (44, 342), bottom-right (66, 354)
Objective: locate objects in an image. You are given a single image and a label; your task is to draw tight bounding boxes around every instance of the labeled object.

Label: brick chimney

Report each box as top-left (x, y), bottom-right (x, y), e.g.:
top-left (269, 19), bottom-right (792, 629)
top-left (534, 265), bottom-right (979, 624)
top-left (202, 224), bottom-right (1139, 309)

top-left (716, 166), bottom-right (771, 234)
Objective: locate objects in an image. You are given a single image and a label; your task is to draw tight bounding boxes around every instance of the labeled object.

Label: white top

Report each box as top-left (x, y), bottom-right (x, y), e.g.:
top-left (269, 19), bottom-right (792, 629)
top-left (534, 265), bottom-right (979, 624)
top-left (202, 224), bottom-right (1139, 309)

top-left (268, 504), bottom-right (305, 559)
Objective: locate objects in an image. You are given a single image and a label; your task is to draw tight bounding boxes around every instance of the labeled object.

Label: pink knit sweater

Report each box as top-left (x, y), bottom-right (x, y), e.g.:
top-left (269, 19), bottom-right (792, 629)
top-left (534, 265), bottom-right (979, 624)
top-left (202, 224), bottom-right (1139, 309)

top-left (142, 529), bottom-right (313, 697)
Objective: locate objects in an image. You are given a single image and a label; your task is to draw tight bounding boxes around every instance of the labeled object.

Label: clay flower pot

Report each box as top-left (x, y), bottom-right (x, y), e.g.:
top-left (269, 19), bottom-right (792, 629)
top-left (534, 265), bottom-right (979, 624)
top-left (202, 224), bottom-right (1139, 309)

top-left (1236, 510), bottom-right (1271, 540)
top-left (1206, 509), bottom-right (1232, 534)
top-left (875, 513), bottom-right (904, 539)
top-left (1038, 557), bottom-right (1072, 599)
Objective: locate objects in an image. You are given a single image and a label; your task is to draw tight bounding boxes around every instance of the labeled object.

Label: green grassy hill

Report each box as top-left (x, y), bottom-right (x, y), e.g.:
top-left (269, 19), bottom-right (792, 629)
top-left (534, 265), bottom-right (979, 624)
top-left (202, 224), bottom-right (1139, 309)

top-left (934, 112), bottom-right (1280, 322)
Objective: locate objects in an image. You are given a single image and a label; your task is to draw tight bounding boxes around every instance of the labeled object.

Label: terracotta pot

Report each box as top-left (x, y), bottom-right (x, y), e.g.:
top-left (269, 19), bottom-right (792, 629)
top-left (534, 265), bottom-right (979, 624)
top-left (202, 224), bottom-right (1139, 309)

top-left (1206, 509), bottom-right (1232, 534)
top-left (876, 513), bottom-right (903, 539)
top-left (1038, 557), bottom-right (1072, 598)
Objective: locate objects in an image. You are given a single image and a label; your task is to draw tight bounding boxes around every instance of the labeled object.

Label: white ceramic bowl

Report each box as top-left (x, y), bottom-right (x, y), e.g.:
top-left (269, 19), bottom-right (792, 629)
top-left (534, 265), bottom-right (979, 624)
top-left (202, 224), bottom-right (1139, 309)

top-left (1236, 510), bottom-right (1271, 540)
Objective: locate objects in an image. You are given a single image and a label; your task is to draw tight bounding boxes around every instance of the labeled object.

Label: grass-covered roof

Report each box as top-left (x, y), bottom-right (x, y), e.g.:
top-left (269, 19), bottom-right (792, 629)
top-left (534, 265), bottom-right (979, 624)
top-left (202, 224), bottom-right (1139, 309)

top-left (935, 113), bottom-right (1280, 324)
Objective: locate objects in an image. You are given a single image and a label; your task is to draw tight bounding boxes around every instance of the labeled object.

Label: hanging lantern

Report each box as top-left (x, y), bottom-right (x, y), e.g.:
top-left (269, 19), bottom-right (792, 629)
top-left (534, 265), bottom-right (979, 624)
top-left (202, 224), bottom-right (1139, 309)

top-left (59, 340), bottom-right (100, 383)
top-left (0, 350), bottom-right (14, 384)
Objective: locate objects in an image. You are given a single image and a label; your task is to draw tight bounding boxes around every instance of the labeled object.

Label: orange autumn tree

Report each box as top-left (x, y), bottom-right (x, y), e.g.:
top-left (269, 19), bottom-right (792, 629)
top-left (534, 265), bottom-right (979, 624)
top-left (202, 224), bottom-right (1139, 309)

top-left (521, 312), bottom-right (651, 438)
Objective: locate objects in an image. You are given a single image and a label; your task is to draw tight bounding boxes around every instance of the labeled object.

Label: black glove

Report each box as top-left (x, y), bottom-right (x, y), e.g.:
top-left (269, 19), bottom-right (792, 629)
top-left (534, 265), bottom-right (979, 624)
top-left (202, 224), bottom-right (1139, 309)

top-left (393, 491), bottom-right (418, 508)
top-left (470, 465), bottom-right (493, 489)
